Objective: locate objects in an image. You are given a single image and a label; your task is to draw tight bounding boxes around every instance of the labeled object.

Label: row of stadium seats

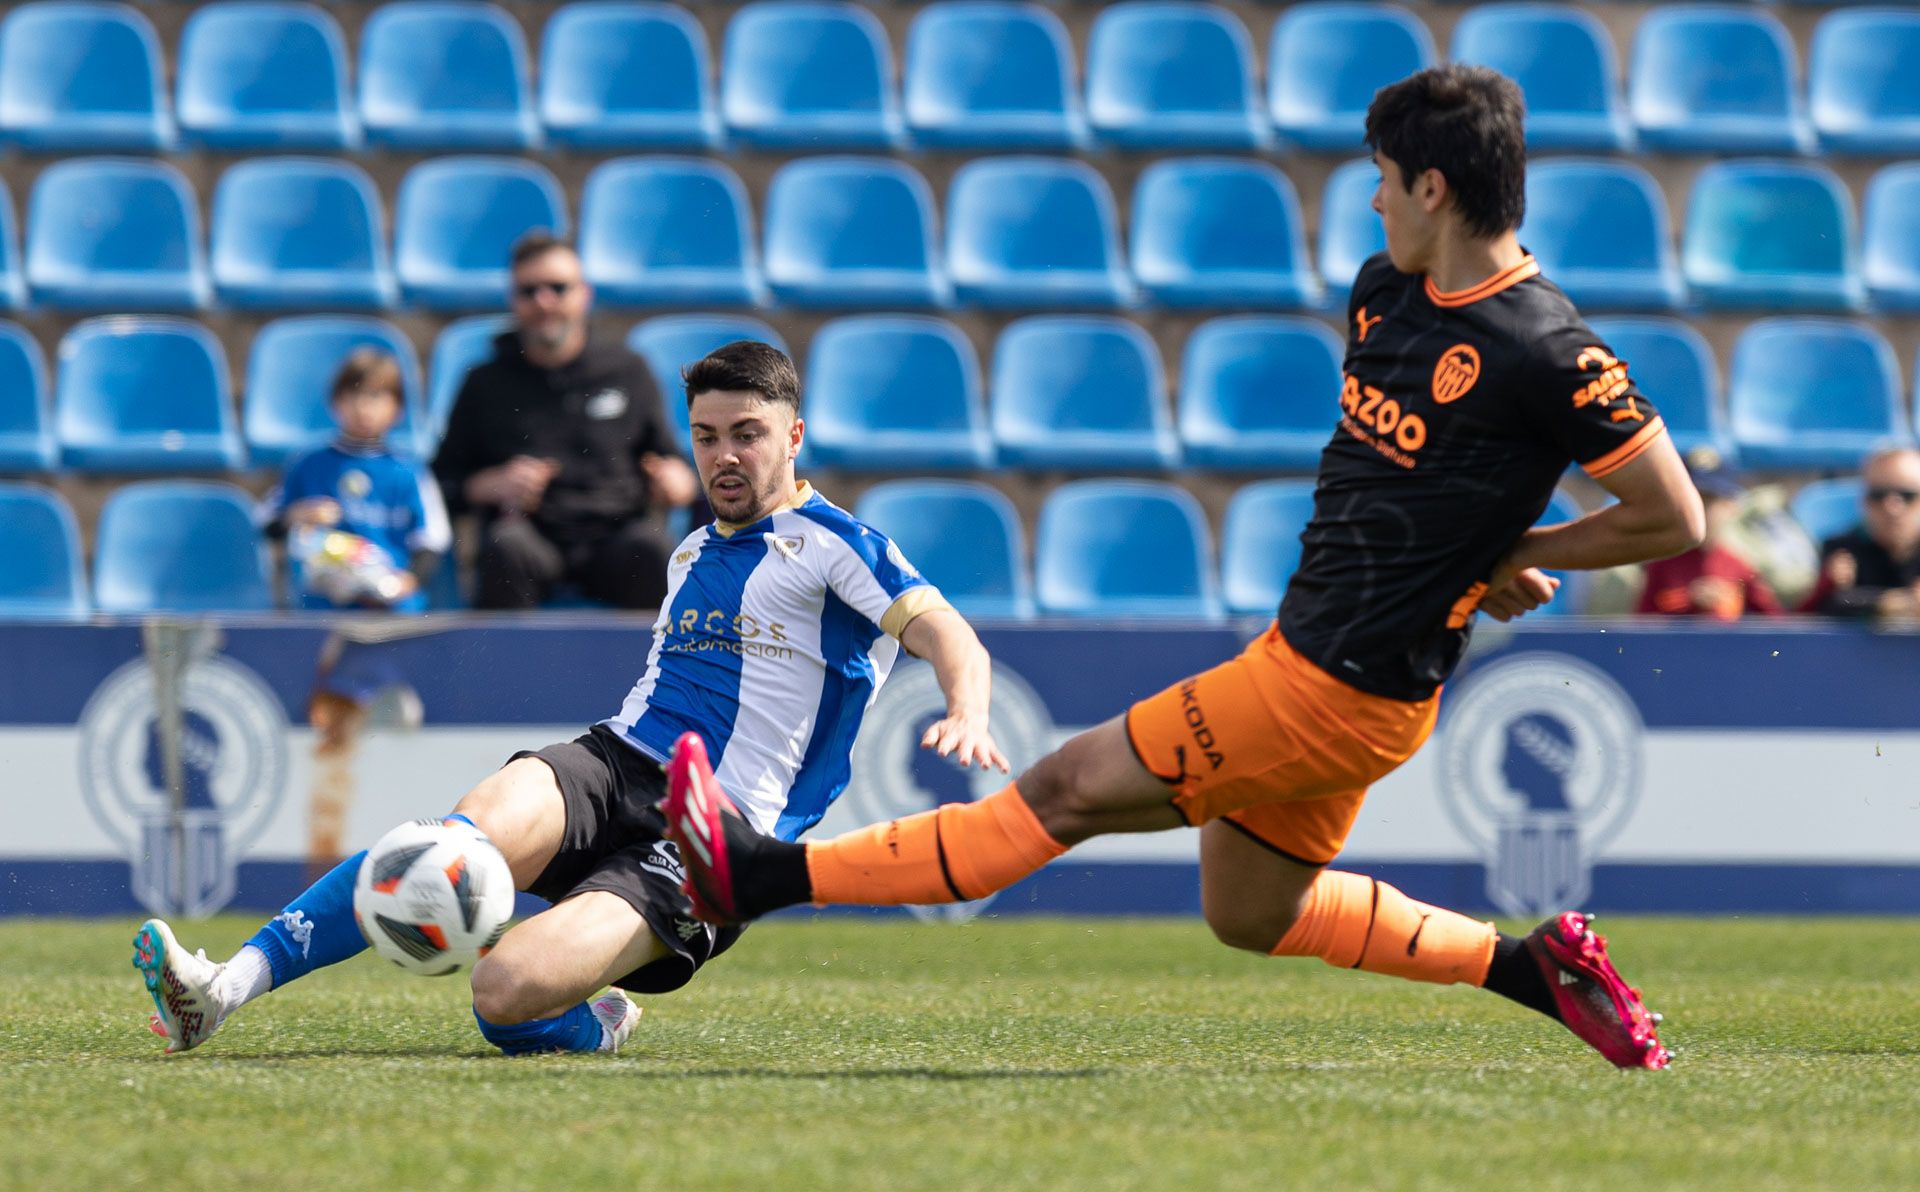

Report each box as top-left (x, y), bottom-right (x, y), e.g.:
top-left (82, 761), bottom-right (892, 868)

top-left (0, 477), bottom-right (1589, 621)
top-left (3, 310), bottom-right (1915, 476)
top-left (3, 153), bottom-right (1915, 313)
top-left (5, 2), bottom-right (1918, 154)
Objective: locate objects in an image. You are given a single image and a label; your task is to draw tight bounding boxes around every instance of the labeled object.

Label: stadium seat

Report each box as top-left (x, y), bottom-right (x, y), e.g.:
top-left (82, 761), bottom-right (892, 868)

top-left (1728, 318), bottom-right (1906, 472)
top-left (210, 158), bottom-right (393, 310)
top-left (628, 314), bottom-right (787, 453)
top-left (1810, 9), bottom-right (1920, 155)
top-left (763, 158), bottom-right (946, 309)
top-left (721, 2), bottom-right (902, 149)
top-left (0, 184), bottom-right (22, 310)
top-left (394, 158), bottom-right (567, 310)
top-left (991, 316), bottom-right (1177, 469)
top-left (1630, 8), bottom-right (1811, 153)
top-left (540, 2), bottom-right (720, 149)
top-left (93, 481), bottom-right (273, 614)
top-left (855, 480), bottom-right (1032, 619)
top-left (427, 314), bottom-right (511, 447)
top-left (1522, 159), bottom-right (1683, 310)
top-left (358, 1), bottom-right (538, 149)
top-left (1220, 479), bottom-right (1316, 616)
top-left (1450, 4), bottom-right (1631, 151)
top-left (1035, 480), bottom-right (1220, 619)
top-left (803, 316), bottom-right (990, 470)
top-left (1586, 317), bottom-right (1732, 467)
top-left (1130, 159), bottom-right (1321, 310)
top-left (1683, 162), bottom-right (1863, 312)
top-left (1269, 3), bottom-right (1435, 151)
top-left (946, 157), bottom-right (1131, 308)
top-left (245, 316), bottom-right (425, 466)
top-left (903, 2), bottom-right (1085, 150)
top-left (1179, 316), bottom-right (1342, 470)
top-left (579, 157), bottom-right (762, 308)
top-left (0, 323), bottom-right (54, 472)
top-left (56, 317), bottom-right (244, 473)
top-left (1863, 164), bottom-right (1920, 313)
top-left (1791, 477), bottom-right (1864, 546)
top-left (0, 2), bottom-right (172, 151)
top-left (1085, 2), bottom-right (1264, 149)
top-left (0, 483), bottom-right (86, 620)
top-left (175, 2), bottom-right (357, 150)
top-left (25, 159), bottom-right (207, 310)
top-left (1319, 158), bottom-right (1386, 298)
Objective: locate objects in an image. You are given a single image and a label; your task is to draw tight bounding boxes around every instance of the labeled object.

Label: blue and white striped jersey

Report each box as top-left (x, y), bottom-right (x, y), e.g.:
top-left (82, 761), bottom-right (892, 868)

top-left (604, 483), bottom-right (949, 840)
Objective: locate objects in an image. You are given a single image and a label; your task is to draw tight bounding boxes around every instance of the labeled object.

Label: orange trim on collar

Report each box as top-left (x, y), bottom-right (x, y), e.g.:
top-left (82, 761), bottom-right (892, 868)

top-left (1423, 256), bottom-right (1540, 308)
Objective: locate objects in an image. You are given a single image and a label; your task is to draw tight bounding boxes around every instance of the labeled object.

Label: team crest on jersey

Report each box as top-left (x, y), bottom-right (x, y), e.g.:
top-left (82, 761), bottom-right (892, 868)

top-left (1432, 344), bottom-right (1482, 404)
top-left (339, 469), bottom-right (372, 499)
top-left (1436, 653), bottom-right (1643, 917)
top-left (77, 650), bottom-right (289, 918)
top-left (585, 389), bottom-right (627, 420)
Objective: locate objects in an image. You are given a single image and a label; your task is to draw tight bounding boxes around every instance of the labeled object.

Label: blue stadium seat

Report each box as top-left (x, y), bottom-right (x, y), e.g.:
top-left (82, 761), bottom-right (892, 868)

top-left (1522, 159), bottom-right (1683, 310)
top-left (56, 317), bottom-right (244, 473)
top-left (1791, 477), bottom-right (1864, 546)
top-left (427, 314), bottom-right (511, 447)
top-left (1269, 3), bottom-right (1435, 151)
top-left (1085, 2), bottom-right (1264, 149)
top-left (1319, 158), bottom-right (1386, 298)
top-left (0, 2), bottom-right (172, 150)
top-left (855, 480), bottom-right (1032, 619)
top-left (803, 316), bottom-right (990, 469)
top-left (176, 2), bottom-right (357, 150)
top-left (721, 2), bottom-right (901, 149)
top-left (395, 158), bottom-right (567, 311)
top-left (903, 2), bottom-right (1084, 150)
top-left (1586, 317), bottom-right (1732, 467)
top-left (1683, 162), bottom-right (1862, 312)
top-left (0, 483), bottom-right (86, 620)
top-left (1035, 480), bottom-right (1220, 620)
top-left (991, 316), bottom-right (1177, 469)
top-left (628, 315), bottom-right (787, 453)
top-left (1220, 479), bottom-right (1316, 616)
top-left (1179, 316), bottom-right (1342, 470)
top-left (946, 157), bottom-right (1131, 308)
top-left (1728, 319), bottom-right (1906, 472)
top-left (1863, 164), bottom-right (1920, 313)
top-left (763, 158), bottom-right (945, 309)
top-left (25, 159), bottom-right (207, 311)
top-left (0, 184), bottom-right (22, 310)
top-left (245, 316), bottom-right (425, 465)
top-left (93, 481), bottom-right (273, 614)
top-left (1131, 159), bottom-right (1320, 310)
top-left (1450, 4), bottom-right (1631, 152)
top-left (0, 324), bottom-right (54, 472)
top-left (1630, 8), bottom-right (1811, 154)
top-left (579, 157), bottom-right (762, 307)
top-left (540, 2), bottom-right (720, 149)
top-left (358, 2), bottom-right (538, 149)
top-left (1810, 9), bottom-right (1920, 155)
top-left (210, 158), bottom-right (393, 310)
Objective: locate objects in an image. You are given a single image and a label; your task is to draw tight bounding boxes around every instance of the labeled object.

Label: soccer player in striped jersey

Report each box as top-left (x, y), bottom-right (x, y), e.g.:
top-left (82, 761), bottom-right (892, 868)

top-left (136, 341), bottom-right (1006, 1056)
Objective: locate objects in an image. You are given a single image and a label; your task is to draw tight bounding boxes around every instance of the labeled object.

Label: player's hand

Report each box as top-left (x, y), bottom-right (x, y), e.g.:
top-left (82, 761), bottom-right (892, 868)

top-left (472, 456), bottom-right (560, 512)
top-left (642, 453), bottom-right (699, 508)
top-left (920, 712), bottom-right (1010, 773)
top-left (288, 497), bottom-right (341, 527)
top-left (1478, 567), bottom-right (1560, 622)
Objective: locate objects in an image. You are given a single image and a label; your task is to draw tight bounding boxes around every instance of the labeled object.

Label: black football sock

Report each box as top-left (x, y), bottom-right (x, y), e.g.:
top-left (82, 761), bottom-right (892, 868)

top-left (1482, 932), bottom-right (1562, 1021)
top-left (727, 818), bottom-right (813, 918)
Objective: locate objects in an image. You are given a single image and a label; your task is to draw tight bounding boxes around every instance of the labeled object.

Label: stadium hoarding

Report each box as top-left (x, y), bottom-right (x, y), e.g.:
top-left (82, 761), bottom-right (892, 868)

top-left (1, 618), bottom-right (1915, 918)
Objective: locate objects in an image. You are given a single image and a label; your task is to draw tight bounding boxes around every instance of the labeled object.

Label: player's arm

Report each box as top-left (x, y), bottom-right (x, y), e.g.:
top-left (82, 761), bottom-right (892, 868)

top-left (898, 608), bottom-right (1010, 773)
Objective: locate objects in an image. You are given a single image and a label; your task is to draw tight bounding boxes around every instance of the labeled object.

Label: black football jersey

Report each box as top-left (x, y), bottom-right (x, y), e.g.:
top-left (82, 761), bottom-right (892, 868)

top-left (1277, 252), bottom-right (1667, 700)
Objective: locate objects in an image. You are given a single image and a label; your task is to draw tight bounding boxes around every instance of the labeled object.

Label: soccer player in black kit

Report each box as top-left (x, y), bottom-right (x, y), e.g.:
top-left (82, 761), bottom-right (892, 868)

top-left (664, 66), bottom-right (1705, 1070)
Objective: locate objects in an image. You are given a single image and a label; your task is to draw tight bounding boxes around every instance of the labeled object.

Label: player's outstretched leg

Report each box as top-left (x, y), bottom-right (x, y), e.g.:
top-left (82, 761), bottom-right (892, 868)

top-left (1523, 911), bottom-right (1670, 1069)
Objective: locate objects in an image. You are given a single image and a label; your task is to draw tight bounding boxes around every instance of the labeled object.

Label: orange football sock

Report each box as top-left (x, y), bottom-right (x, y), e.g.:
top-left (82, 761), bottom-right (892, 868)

top-left (806, 784), bottom-right (1068, 906)
top-left (1270, 870), bottom-right (1497, 986)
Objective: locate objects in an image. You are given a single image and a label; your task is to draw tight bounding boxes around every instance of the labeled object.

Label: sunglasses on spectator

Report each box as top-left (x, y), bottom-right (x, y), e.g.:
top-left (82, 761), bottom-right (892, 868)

top-left (514, 281), bottom-right (574, 299)
top-left (1867, 487), bottom-right (1920, 504)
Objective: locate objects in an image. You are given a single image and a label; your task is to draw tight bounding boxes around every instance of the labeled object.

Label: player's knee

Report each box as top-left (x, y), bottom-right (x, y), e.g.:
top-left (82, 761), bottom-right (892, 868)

top-left (469, 954), bottom-right (543, 1025)
top-left (1018, 750), bottom-right (1101, 845)
top-left (1202, 887), bottom-right (1307, 955)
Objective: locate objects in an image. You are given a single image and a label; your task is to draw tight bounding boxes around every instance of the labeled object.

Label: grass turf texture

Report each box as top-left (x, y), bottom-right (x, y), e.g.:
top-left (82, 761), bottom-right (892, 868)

top-left (4, 916), bottom-right (1917, 1190)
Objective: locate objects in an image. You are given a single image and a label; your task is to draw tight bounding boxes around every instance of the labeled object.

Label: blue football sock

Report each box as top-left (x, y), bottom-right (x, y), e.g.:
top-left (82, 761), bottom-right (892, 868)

top-left (245, 814), bottom-right (481, 989)
top-left (474, 1001), bottom-right (603, 1056)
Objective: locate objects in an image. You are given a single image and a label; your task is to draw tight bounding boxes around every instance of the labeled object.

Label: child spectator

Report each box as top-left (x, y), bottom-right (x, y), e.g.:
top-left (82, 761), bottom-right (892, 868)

top-left (1636, 467), bottom-right (1781, 619)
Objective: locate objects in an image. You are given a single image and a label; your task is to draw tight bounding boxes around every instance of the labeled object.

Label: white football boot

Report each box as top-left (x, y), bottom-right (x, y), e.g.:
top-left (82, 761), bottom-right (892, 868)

top-left (133, 919), bottom-right (231, 1054)
top-left (588, 989), bottom-right (642, 1053)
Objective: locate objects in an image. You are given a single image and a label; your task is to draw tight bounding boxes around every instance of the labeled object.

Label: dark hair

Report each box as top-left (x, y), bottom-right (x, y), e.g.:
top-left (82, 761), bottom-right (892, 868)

top-left (329, 348), bottom-right (403, 403)
top-left (1365, 65), bottom-right (1528, 238)
top-left (682, 340), bottom-right (801, 414)
top-left (508, 229), bottom-right (576, 270)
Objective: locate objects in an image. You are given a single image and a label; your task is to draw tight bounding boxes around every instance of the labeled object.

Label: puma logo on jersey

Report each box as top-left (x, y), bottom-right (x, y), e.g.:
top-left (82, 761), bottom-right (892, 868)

top-left (1356, 307), bottom-right (1383, 343)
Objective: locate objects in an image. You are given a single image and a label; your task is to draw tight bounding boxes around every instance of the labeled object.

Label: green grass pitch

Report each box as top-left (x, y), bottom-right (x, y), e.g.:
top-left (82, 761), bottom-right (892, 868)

top-left (5, 915), bottom-right (1918, 1190)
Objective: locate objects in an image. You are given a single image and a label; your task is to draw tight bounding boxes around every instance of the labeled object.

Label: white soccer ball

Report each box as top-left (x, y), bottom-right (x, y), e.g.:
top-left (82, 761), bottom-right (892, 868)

top-left (353, 818), bottom-right (515, 977)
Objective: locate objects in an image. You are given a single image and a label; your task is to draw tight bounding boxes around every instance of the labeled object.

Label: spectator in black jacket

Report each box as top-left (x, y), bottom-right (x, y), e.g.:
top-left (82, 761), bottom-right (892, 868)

top-left (433, 233), bottom-right (697, 610)
top-left (1804, 446), bottom-right (1920, 621)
